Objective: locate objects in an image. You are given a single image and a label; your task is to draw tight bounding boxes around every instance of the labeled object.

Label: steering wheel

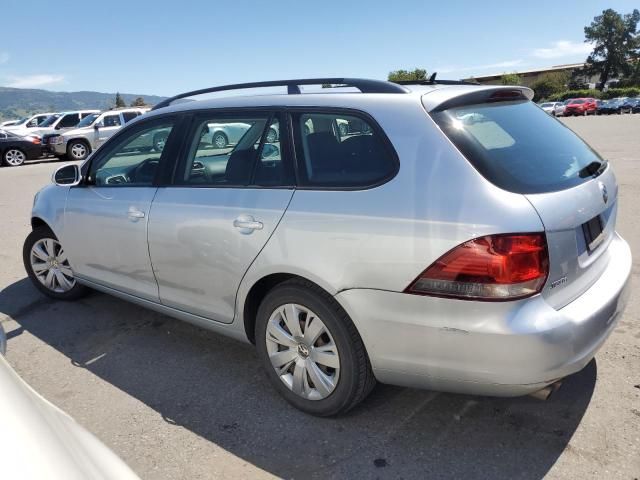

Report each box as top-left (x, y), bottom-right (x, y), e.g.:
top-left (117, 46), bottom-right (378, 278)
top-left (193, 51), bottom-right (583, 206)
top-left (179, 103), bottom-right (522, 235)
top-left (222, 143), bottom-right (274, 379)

top-left (131, 158), bottom-right (159, 184)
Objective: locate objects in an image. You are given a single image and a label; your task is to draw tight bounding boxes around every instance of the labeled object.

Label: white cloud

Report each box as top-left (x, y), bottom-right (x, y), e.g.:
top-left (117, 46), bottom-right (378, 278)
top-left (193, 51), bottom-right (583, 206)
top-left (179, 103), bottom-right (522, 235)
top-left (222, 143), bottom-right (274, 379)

top-left (0, 52), bottom-right (9, 64)
top-left (532, 40), bottom-right (593, 59)
top-left (4, 74), bottom-right (65, 89)
top-left (435, 59), bottom-right (525, 74)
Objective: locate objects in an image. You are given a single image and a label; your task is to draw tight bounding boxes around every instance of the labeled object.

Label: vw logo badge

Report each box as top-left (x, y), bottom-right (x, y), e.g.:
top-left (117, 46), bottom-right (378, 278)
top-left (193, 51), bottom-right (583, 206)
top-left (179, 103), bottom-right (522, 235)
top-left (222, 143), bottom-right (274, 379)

top-left (599, 182), bottom-right (608, 204)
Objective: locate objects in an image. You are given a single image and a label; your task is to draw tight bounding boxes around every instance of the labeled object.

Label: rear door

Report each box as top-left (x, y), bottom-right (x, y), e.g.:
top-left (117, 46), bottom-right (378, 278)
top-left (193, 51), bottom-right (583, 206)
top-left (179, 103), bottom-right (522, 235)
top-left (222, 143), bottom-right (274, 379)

top-left (147, 110), bottom-right (294, 323)
top-left (429, 95), bottom-right (617, 308)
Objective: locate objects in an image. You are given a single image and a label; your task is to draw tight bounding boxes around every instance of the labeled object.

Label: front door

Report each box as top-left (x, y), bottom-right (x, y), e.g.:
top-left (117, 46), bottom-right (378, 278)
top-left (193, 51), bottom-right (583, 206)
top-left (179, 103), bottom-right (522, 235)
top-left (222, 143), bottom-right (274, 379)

top-left (62, 116), bottom-right (179, 301)
top-left (148, 111), bottom-right (294, 323)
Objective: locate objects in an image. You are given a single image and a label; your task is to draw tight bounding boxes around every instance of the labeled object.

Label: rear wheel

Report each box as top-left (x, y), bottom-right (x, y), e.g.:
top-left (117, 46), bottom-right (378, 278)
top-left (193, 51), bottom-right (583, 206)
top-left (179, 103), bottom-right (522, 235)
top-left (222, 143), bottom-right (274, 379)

top-left (23, 226), bottom-right (89, 300)
top-left (3, 148), bottom-right (26, 166)
top-left (255, 279), bottom-right (375, 416)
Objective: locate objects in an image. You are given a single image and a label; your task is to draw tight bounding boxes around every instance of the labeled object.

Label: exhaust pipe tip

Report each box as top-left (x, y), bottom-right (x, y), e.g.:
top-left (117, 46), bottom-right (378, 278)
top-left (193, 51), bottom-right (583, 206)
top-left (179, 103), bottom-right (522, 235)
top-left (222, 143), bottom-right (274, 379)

top-left (529, 380), bottom-right (563, 401)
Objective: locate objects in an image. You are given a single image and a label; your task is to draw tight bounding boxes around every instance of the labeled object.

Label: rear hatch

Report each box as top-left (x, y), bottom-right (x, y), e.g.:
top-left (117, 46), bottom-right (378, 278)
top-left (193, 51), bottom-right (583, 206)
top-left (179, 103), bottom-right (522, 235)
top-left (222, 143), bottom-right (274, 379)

top-left (427, 89), bottom-right (616, 308)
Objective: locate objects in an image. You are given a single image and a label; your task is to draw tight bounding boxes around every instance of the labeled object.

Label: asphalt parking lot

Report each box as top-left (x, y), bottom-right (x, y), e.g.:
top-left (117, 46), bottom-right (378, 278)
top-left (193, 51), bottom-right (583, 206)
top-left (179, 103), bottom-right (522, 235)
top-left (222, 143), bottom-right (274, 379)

top-left (0, 115), bottom-right (639, 480)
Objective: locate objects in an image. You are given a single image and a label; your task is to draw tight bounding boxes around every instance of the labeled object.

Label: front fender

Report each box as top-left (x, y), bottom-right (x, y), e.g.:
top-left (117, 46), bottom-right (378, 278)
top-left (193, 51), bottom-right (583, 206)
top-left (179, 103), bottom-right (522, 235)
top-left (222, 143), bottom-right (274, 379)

top-left (31, 184), bottom-right (69, 238)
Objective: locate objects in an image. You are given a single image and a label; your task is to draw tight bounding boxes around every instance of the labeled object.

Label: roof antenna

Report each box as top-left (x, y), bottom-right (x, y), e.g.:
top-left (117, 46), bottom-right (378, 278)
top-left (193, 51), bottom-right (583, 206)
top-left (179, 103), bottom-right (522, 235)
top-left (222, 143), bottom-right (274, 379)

top-left (428, 72), bottom-right (437, 84)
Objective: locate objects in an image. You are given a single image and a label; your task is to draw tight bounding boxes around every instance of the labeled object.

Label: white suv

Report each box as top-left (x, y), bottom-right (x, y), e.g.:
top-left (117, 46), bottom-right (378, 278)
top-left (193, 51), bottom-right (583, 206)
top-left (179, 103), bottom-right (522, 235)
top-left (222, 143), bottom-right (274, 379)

top-left (47, 108), bottom-right (146, 160)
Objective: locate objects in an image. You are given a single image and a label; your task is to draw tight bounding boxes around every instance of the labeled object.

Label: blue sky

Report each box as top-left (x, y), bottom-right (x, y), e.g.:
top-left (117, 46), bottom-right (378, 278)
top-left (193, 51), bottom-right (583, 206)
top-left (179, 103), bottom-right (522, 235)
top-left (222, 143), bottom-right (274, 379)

top-left (0, 0), bottom-right (637, 96)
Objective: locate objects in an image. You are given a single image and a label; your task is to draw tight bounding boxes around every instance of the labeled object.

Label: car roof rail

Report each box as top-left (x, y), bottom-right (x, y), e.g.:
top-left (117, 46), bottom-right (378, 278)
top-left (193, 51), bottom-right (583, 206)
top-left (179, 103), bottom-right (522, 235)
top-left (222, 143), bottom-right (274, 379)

top-left (152, 78), bottom-right (409, 110)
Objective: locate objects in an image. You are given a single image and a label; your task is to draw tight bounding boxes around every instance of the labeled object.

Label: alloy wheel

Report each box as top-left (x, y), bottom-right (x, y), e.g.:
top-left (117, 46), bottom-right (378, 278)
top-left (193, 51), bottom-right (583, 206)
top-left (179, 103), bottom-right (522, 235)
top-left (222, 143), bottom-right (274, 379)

top-left (70, 142), bottom-right (88, 159)
top-left (265, 303), bottom-right (340, 400)
top-left (29, 238), bottom-right (76, 293)
top-left (4, 149), bottom-right (26, 166)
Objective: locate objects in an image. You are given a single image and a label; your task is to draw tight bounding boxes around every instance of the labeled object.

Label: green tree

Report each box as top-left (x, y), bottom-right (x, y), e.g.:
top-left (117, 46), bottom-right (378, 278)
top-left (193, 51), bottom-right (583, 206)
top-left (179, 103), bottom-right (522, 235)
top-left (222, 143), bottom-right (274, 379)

top-left (114, 92), bottom-right (126, 108)
top-left (130, 96), bottom-right (146, 107)
top-left (500, 72), bottom-right (522, 85)
top-left (388, 68), bottom-right (428, 82)
top-left (584, 8), bottom-right (640, 89)
top-left (530, 71), bottom-right (570, 100)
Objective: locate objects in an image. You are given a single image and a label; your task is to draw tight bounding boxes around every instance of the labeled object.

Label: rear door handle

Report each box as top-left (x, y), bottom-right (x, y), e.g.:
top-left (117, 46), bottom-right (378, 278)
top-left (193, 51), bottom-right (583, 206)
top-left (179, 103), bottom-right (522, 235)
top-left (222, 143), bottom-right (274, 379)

top-left (128, 207), bottom-right (145, 221)
top-left (233, 215), bottom-right (263, 234)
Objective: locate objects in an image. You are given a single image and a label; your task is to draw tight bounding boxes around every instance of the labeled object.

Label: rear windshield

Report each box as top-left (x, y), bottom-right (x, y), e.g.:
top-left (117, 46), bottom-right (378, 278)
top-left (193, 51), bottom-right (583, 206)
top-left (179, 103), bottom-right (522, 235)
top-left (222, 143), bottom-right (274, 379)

top-left (431, 100), bottom-right (605, 194)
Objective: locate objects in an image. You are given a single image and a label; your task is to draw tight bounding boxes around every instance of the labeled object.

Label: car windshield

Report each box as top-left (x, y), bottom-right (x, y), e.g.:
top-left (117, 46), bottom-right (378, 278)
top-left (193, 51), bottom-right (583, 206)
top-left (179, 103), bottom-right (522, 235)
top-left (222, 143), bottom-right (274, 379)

top-left (540, 103), bottom-right (553, 107)
top-left (39, 114), bottom-right (61, 127)
top-left (77, 113), bottom-right (100, 128)
top-left (431, 100), bottom-right (606, 194)
top-left (563, 99), bottom-right (573, 104)
top-left (570, 99), bottom-right (584, 104)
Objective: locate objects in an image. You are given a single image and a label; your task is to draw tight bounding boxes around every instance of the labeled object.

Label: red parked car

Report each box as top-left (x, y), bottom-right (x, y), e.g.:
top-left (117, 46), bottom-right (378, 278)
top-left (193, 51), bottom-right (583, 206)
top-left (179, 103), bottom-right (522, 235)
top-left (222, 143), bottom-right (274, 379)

top-left (563, 97), bottom-right (598, 116)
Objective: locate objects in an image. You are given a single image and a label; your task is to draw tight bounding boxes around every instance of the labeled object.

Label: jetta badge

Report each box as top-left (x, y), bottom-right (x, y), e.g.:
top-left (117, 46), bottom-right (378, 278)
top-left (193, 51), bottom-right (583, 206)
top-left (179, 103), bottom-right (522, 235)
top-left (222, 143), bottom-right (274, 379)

top-left (599, 182), bottom-right (608, 204)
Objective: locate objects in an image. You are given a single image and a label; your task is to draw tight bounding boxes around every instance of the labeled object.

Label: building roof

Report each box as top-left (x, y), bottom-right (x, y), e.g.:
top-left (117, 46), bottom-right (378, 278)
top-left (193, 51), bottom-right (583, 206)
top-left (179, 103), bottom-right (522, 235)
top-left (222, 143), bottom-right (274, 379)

top-left (470, 63), bottom-right (586, 82)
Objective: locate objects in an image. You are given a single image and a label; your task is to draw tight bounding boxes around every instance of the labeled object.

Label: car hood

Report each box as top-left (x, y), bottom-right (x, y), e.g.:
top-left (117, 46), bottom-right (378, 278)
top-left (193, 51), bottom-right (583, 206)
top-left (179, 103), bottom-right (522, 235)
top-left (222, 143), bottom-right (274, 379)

top-left (61, 126), bottom-right (91, 138)
top-left (0, 354), bottom-right (139, 480)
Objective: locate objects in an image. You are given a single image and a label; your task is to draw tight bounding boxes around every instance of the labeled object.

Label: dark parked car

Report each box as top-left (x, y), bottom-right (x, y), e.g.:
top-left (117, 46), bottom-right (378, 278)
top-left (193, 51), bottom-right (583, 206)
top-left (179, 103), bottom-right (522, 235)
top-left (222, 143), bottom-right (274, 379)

top-left (0, 129), bottom-right (45, 166)
top-left (620, 97), bottom-right (639, 114)
top-left (598, 99), bottom-right (624, 115)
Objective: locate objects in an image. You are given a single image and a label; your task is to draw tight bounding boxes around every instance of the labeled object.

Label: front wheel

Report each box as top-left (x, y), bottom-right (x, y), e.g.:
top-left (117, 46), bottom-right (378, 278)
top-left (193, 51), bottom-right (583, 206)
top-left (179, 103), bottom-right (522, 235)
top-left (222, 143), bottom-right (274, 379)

top-left (67, 140), bottom-right (90, 161)
top-left (23, 226), bottom-right (89, 300)
top-left (255, 279), bottom-right (375, 416)
top-left (3, 148), bottom-right (26, 166)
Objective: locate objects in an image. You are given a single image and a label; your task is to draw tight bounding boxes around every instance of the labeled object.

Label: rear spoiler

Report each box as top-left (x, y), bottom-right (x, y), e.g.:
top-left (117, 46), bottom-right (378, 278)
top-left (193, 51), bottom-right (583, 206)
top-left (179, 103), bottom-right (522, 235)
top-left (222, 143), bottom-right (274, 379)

top-left (423, 86), bottom-right (534, 112)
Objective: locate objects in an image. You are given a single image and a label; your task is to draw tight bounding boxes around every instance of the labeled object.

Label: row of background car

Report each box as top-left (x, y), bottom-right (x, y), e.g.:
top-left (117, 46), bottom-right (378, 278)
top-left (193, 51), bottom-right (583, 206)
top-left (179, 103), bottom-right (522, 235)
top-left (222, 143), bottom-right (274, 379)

top-left (539, 97), bottom-right (640, 117)
top-left (0, 108), bottom-right (151, 166)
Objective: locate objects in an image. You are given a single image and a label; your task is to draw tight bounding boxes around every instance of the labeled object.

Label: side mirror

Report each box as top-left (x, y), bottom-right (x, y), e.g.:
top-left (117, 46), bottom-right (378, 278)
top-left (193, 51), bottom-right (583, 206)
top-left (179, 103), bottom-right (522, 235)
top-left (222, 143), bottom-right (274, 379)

top-left (94, 124), bottom-right (100, 130)
top-left (53, 164), bottom-right (81, 186)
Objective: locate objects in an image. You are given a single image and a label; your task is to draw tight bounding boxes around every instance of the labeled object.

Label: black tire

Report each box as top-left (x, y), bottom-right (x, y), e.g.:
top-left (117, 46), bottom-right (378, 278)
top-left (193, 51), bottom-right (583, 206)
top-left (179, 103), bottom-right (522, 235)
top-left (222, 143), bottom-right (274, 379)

top-left (23, 226), bottom-right (89, 301)
top-left (66, 140), bottom-right (91, 161)
top-left (211, 131), bottom-right (228, 149)
top-left (255, 279), bottom-right (376, 416)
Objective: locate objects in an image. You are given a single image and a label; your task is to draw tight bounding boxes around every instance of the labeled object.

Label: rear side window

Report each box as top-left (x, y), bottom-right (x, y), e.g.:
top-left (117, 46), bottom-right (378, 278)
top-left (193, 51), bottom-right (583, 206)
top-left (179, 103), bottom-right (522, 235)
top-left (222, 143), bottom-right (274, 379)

top-left (431, 100), bottom-right (605, 194)
top-left (292, 112), bottom-right (396, 188)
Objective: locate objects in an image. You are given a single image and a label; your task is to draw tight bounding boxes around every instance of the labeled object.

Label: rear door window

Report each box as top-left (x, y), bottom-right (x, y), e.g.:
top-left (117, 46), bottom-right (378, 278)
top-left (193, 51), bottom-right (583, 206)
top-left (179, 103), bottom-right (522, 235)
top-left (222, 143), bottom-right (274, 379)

top-left (292, 112), bottom-right (396, 188)
top-left (430, 100), bottom-right (606, 194)
top-left (176, 112), bottom-right (293, 187)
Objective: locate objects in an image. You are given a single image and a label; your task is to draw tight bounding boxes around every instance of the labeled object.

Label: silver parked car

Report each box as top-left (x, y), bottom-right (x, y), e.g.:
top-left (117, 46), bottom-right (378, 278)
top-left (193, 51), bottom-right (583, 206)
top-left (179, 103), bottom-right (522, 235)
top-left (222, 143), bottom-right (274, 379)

top-left (23, 78), bottom-right (631, 416)
top-left (538, 101), bottom-right (562, 116)
top-left (30, 110), bottom-right (100, 140)
top-left (0, 324), bottom-right (139, 479)
top-left (3, 113), bottom-right (57, 136)
top-left (47, 108), bottom-right (146, 160)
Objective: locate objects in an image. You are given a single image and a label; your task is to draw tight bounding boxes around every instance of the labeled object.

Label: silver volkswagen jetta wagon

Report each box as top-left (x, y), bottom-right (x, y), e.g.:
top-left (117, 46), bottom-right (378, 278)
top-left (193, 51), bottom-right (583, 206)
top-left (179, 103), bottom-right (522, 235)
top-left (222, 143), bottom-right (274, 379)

top-left (23, 78), bottom-right (631, 416)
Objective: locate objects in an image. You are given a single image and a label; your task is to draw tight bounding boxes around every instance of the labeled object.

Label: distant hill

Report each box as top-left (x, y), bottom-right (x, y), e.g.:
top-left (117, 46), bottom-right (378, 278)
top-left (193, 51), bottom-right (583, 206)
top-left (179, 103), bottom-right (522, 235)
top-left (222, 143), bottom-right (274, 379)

top-left (0, 87), bottom-right (167, 121)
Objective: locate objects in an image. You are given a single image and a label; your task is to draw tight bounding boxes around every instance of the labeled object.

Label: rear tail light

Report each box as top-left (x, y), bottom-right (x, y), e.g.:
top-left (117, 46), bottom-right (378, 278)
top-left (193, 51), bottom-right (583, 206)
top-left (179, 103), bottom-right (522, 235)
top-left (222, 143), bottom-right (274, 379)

top-left (404, 233), bottom-right (549, 301)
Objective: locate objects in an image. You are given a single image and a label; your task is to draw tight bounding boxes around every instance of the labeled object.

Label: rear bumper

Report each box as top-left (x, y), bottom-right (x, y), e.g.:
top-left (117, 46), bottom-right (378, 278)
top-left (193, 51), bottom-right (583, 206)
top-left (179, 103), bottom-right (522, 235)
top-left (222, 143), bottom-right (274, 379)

top-left (335, 233), bottom-right (632, 396)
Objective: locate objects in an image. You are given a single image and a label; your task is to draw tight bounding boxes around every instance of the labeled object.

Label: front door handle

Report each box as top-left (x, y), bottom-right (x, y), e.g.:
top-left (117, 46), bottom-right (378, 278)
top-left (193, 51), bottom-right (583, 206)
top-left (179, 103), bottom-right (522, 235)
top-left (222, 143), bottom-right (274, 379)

top-left (233, 215), bottom-right (263, 234)
top-left (127, 207), bottom-right (145, 221)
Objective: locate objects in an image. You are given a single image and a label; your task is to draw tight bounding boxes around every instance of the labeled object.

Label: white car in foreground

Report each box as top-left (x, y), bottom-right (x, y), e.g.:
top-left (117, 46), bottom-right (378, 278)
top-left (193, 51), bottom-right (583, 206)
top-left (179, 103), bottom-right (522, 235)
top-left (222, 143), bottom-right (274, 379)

top-left (0, 324), bottom-right (139, 480)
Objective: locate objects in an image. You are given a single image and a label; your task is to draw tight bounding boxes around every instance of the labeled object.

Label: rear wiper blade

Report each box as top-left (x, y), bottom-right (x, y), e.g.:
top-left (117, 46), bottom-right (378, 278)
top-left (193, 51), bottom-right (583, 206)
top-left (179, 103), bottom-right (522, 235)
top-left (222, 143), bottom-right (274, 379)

top-left (578, 160), bottom-right (608, 178)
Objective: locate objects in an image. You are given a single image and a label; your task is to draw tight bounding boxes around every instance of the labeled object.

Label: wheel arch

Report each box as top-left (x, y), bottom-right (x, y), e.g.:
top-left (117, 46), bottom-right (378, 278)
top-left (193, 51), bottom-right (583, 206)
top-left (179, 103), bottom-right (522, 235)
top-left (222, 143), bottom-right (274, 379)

top-left (31, 216), bottom-right (51, 231)
top-left (242, 272), bottom-right (339, 344)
